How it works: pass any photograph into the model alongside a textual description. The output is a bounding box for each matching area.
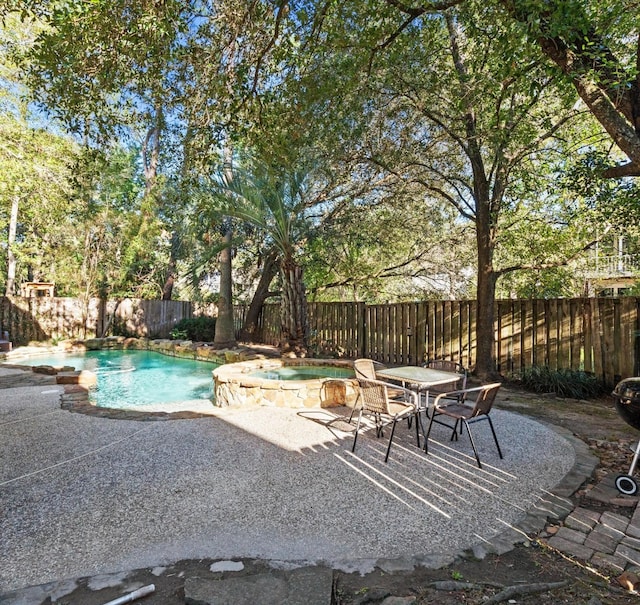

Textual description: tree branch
[385,0,464,17]
[367,13,421,76]
[251,0,288,95]
[500,0,640,174]
[602,162,640,178]
[495,228,611,277]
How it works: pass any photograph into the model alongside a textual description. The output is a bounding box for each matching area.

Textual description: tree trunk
[161,231,180,301]
[239,248,278,342]
[280,256,309,354]
[213,226,237,348]
[213,137,236,348]
[475,242,499,380]
[473,166,500,380]
[5,195,18,296]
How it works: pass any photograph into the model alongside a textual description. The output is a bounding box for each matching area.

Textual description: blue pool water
[20,350,217,409]
[250,366,354,380]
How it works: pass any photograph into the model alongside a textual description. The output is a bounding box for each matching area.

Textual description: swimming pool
[20,350,217,410]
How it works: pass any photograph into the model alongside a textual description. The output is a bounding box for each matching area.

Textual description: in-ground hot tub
[213,358,358,408]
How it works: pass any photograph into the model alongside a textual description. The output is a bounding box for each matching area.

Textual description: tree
[383,0,640,178]
[17,0,186,296]
[0,13,82,295]
[237,247,279,341]
[331,3,595,377]
[0,117,78,295]
[498,0,640,178]
[210,159,318,353]
[305,191,472,303]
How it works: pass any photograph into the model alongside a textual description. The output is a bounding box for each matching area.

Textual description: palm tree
[213,160,312,353]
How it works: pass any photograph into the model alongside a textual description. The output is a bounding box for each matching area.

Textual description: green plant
[451,570,464,581]
[169,316,217,342]
[512,365,606,399]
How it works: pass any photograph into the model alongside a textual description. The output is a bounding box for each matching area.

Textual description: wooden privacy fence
[252,299,640,387]
[0,296,217,343]
[1,295,639,386]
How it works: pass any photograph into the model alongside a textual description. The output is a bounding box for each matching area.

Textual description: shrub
[513,365,606,399]
[170,316,217,342]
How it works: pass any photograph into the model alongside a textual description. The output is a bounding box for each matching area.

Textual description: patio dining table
[377,365,463,446]
[376,365,462,411]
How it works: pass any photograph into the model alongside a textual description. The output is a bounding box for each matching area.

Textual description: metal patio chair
[354,358,386,381]
[424,383,503,469]
[352,378,420,463]
[423,359,468,402]
[349,358,405,422]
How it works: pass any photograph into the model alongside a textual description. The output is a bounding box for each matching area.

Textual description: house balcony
[583,254,640,294]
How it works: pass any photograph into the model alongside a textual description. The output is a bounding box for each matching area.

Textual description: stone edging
[2,336,273,366]
[213,358,359,408]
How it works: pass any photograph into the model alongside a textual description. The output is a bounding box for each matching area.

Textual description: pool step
[55,370,97,387]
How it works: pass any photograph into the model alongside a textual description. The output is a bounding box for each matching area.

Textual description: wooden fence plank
[416,302,427,364]
[395,303,403,365]
[582,299,593,373]
[569,300,581,371]
[591,299,604,381]
[547,300,558,370]
[408,303,420,365]
[466,301,476,371]
[613,298,622,381]
[370,305,378,360]
[557,299,570,371]
[496,301,506,373]
[620,298,635,380]
[512,302,522,375]
[520,301,532,373]
[451,302,460,363]
[602,299,616,385]
[443,301,451,360]
[459,302,469,369]
[532,300,542,367]
[434,302,443,360]
[423,302,433,362]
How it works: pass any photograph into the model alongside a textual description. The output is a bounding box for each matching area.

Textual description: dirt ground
[334,387,640,604]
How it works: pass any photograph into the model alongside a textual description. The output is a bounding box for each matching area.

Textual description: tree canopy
[2,0,639,372]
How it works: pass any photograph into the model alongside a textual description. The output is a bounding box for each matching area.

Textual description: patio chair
[424,383,503,469]
[424,359,467,400]
[352,377,420,462]
[350,359,406,422]
[353,358,386,379]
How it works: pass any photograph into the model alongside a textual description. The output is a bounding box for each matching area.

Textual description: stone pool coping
[1,335,276,366]
[213,358,359,409]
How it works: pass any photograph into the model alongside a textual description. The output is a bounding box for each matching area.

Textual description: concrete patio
[0,367,580,596]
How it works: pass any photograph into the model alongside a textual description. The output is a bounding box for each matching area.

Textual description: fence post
[355,302,365,359]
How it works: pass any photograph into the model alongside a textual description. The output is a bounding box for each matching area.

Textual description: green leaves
[209,157,315,259]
